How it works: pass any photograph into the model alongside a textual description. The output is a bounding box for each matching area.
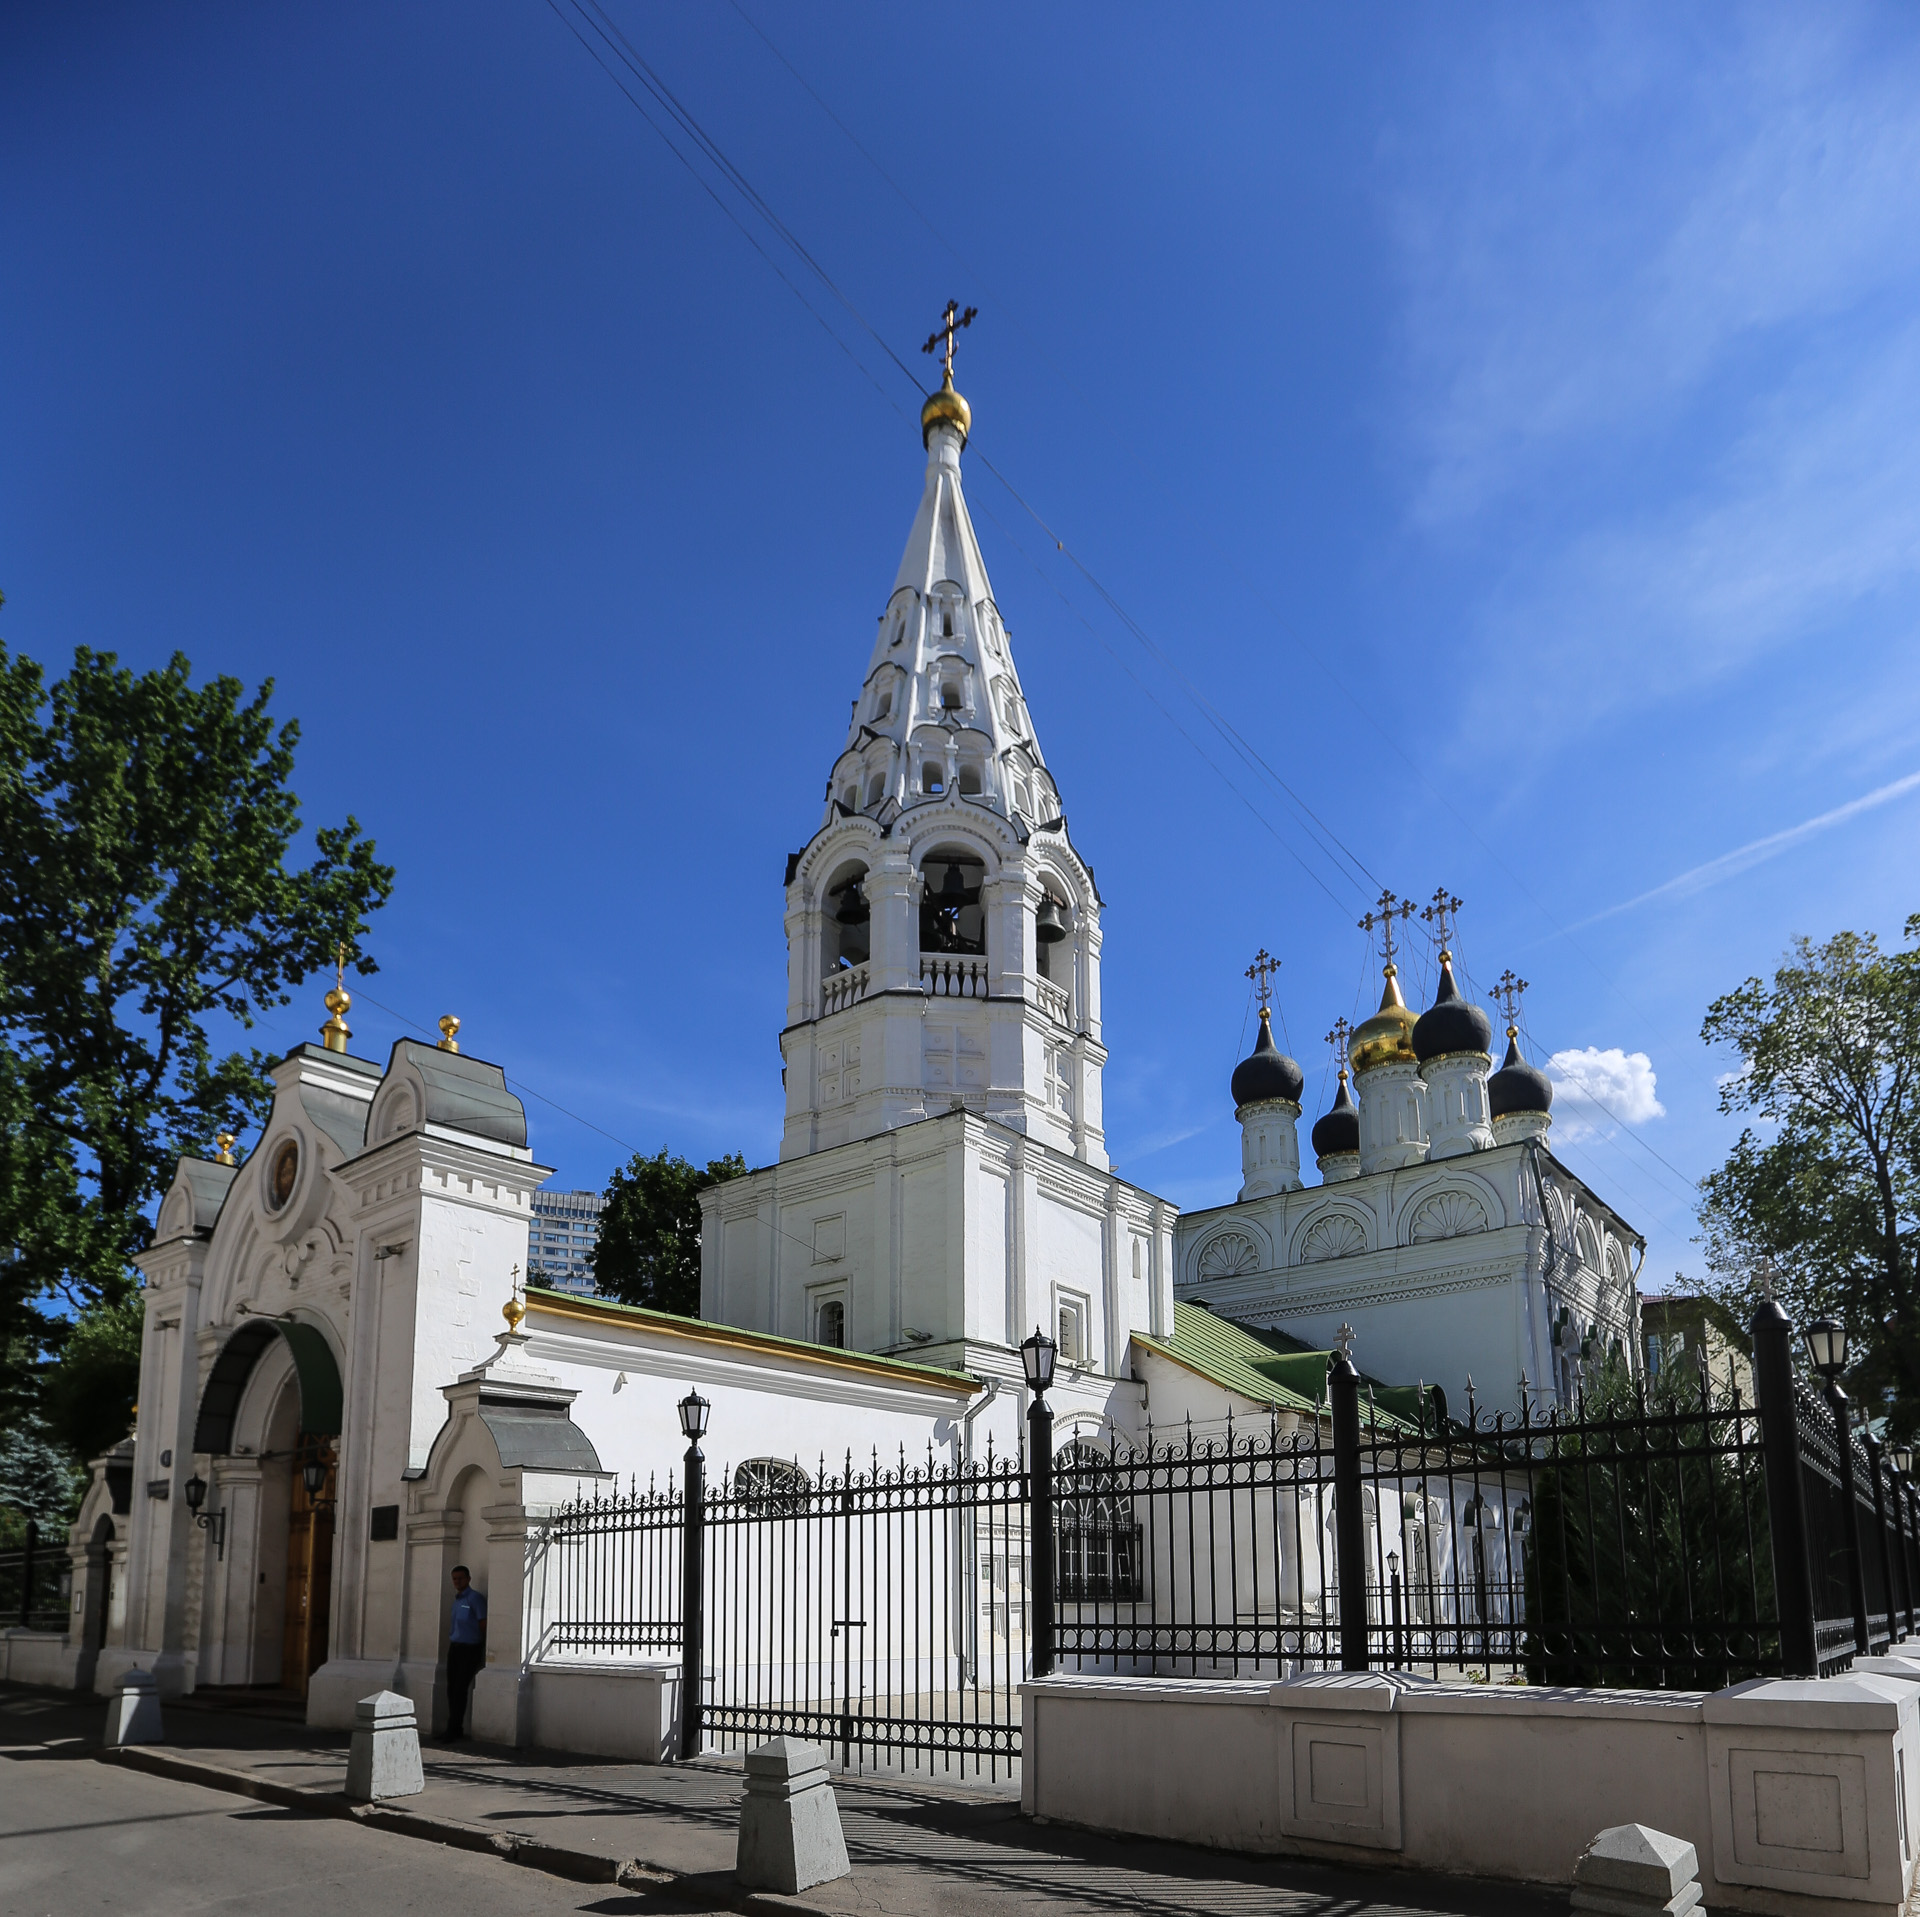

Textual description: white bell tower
[778,321,1108,1168]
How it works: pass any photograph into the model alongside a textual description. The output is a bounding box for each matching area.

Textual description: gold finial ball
[503,1293,526,1331]
[324,983,351,1015]
[437,1014,461,1053]
[921,372,971,447]
[215,1131,236,1166]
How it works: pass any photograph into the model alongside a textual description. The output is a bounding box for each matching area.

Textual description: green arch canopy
[191,1319,343,1455]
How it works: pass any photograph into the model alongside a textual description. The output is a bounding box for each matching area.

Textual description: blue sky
[5,4,1919,1303]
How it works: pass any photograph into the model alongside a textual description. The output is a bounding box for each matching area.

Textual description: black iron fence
[533,1301,1919,1773]
[0,1521,70,1633]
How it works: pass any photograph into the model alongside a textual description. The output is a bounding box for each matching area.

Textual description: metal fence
[0,1522,70,1633]
[532,1300,1920,1774]
[539,1447,1031,1780]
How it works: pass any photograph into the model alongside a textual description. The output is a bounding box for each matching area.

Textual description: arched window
[941,677,964,711]
[1056,1439,1141,1601]
[873,688,892,721]
[815,1297,845,1347]
[865,772,886,807]
[733,1458,811,1515]
[919,849,985,954]
[921,764,945,795]
[821,862,869,972]
[942,609,953,637]
[957,763,983,796]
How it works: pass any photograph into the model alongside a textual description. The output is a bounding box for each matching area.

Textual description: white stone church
[26,358,1643,1737]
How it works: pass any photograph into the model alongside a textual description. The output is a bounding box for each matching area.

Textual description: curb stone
[95,1745,721,1900]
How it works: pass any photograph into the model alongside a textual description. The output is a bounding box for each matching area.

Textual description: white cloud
[1548,1046,1666,1142]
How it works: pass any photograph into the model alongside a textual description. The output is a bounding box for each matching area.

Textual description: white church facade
[29,352,1645,1738]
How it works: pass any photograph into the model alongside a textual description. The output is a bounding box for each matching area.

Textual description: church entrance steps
[3,1682,1562,1917]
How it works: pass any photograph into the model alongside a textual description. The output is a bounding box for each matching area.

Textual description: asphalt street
[0,1738,665,1917]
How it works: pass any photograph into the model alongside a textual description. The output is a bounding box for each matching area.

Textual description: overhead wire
[547,0,1700,1210]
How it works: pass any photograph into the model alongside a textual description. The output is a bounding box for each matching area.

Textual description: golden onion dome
[921,370,972,447]
[1350,966,1419,1076]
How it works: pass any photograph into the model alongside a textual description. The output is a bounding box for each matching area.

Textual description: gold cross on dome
[921,300,977,381]
[1493,969,1529,1029]
[1245,948,1280,1012]
[1422,888,1464,959]
[1324,1016,1352,1068]
[1358,889,1416,969]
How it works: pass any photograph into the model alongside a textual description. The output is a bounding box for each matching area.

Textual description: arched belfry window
[822,860,870,971]
[1034,886,1073,982]
[919,848,985,955]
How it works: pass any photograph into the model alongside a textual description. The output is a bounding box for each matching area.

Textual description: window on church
[866,773,886,806]
[733,1457,810,1515]
[1056,1299,1084,1363]
[957,764,982,796]
[873,689,892,721]
[840,785,857,812]
[815,1297,846,1348]
[921,765,944,795]
[918,850,985,954]
[942,610,953,637]
[941,679,963,710]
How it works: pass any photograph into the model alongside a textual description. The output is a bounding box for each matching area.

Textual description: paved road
[0,1735,654,1916]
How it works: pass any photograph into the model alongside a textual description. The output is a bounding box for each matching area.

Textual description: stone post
[345,1690,424,1801]
[736,1737,851,1894]
[104,1668,164,1746]
[1572,1824,1701,1917]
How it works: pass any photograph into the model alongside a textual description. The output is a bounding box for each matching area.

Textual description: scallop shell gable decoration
[1408,1189,1489,1244]
[1197,1230,1262,1280]
[1301,1213,1369,1263]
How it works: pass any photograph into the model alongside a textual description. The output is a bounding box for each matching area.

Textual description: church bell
[834,880,870,926]
[1035,896,1067,943]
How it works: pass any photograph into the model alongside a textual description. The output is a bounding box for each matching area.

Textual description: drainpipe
[960,1376,1001,1468]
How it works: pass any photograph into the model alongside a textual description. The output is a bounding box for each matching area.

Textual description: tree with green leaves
[587,1148,748,1317]
[0,638,394,1460]
[1698,917,1920,1436]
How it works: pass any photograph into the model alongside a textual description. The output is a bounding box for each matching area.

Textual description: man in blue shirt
[445,1565,487,1739]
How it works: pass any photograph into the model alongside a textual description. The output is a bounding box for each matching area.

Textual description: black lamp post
[1021,1330,1057,1679]
[677,1390,710,1761]
[1896,1445,1920,1638]
[183,1471,226,1561]
[1804,1319,1871,1655]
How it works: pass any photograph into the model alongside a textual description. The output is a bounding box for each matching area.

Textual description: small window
[922,765,944,795]
[816,1298,846,1347]
[840,785,857,811]
[957,764,982,796]
[866,774,886,806]
[734,1458,811,1515]
[942,610,953,637]
[942,680,963,710]
[874,690,892,720]
[1057,1300,1084,1364]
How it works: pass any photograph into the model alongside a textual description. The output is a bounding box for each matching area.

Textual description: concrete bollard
[345,1690,425,1802]
[736,1736,852,1894]
[1573,1824,1703,1917]
[103,1669,165,1747]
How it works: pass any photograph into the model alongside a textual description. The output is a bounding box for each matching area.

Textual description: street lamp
[1891,1442,1914,1478]
[1021,1329,1059,1679]
[677,1390,710,1762]
[1020,1329,1057,1396]
[1804,1318,1849,1379]
[183,1472,226,1561]
[1803,1319,1869,1655]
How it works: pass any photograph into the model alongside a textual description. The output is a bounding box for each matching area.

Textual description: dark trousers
[445,1641,485,1736]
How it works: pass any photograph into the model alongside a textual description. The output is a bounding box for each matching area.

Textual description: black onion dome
[1231,1008,1304,1108]
[1311,1071,1360,1159]
[1488,1030,1553,1118]
[1412,956,1493,1064]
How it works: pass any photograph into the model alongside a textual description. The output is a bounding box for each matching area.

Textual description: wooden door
[282,1443,336,1698]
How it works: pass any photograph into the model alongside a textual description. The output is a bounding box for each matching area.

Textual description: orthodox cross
[1334,1323,1357,1361]
[1245,948,1280,1013]
[1493,968,1529,1030]
[1422,888,1464,959]
[921,300,977,381]
[1358,888,1415,968]
[1324,1016,1352,1070]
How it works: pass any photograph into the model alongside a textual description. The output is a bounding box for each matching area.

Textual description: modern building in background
[528,1188,605,1295]
[1642,1292,1752,1398]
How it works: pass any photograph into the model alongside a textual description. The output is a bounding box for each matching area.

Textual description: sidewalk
[2,1682,1564,1917]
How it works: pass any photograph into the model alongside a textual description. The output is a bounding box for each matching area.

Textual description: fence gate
[542,1448,1030,1779]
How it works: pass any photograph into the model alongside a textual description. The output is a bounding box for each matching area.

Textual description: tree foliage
[588,1148,748,1317]
[39,1292,145,1466]
[1698,918,1920,1435]
[0,640,394,1444]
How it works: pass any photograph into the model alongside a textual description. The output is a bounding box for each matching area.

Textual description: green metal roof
[1137,1301,1437,1433]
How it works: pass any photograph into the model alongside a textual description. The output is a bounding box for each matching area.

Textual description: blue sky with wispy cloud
[3,4,1917,1341]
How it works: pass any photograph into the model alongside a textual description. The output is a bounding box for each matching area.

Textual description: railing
[821,963,870,1018]
[1034,977,1071,1027]
[921,955,989,999]
[0,1528,70,1633]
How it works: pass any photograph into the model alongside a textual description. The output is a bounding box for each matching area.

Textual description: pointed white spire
[820,390,1059,832]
